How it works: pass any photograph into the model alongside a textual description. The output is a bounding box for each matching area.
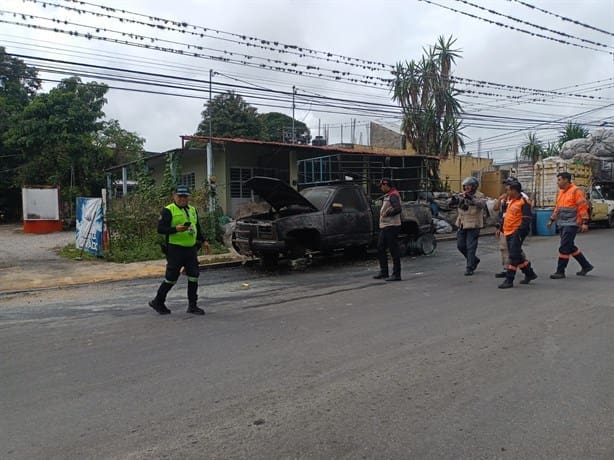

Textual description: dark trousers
[556,225,591,273]
[558,225,578,256]
[155,244,200,305]
[457,228,480,270]
[377,226,401,277]
[505,231,535,282]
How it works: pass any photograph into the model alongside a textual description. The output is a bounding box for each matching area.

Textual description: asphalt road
[1,229,613,460]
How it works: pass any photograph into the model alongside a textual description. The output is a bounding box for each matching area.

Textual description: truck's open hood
[246,177,318,212]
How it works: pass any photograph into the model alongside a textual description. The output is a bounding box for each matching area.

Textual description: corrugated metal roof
[181,135,438,159]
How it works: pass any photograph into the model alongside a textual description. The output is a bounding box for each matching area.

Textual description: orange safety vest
[503,196,532,236]
[550,184,589,227]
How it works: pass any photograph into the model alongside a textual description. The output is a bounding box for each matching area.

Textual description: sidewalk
[0,225,496,294]
[0,225,248,294]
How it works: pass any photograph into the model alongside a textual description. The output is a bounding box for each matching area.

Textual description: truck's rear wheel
[417,233,437,256]
[608,212,614,228]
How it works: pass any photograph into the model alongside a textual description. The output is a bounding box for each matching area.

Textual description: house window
[230,167,253,198]
[179,172,196,191]
[230,167,289,198]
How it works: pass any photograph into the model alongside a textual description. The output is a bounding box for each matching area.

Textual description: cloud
[1,0,612,161]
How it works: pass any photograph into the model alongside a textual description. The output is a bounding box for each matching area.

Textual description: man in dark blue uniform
[149,185,207,315]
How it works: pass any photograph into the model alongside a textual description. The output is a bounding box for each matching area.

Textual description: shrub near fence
[105,184,227,263]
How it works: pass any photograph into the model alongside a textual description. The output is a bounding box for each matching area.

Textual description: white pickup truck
[588,182,614,227]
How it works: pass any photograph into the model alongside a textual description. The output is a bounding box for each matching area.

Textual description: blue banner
[76,197,103,256]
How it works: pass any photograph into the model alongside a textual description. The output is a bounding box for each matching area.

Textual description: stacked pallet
[534,158,591,208]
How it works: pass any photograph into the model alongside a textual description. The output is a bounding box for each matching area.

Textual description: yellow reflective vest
[166,203,198,247]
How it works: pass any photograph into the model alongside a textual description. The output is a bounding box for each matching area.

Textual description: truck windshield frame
[301,188,334,210]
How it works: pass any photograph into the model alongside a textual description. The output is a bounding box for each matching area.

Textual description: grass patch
[57,244,100,261]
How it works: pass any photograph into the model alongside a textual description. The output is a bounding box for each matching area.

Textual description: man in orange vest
[546,172,594,279]
[493,177,531,278]
[498,180,537,289]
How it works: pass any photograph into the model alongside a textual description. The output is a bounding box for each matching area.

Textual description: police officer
[149,185,207,315]
[451,176,487,276]
[373,178,402,281]
[547,172,594,279]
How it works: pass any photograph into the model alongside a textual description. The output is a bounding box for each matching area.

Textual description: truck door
[324,188,372,248]
[589,186,608,222]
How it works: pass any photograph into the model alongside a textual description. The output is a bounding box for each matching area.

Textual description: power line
[450,0,612,50]
[508,0,614,37]
[5,0,611,104]
[418,0,614,55]
[12,52,611,135]
[4,1,612,158]
[11,0,612,98]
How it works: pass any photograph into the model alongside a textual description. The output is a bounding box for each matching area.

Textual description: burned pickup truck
[232,177,435,268]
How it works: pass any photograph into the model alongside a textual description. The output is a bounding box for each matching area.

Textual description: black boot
[471,257,481,271]
[187,281,204,315]
[149,282,173,314]
[498,270,514,289]
[576,265,594,276]
[519,264,538,285]
[551,257,568,278]
[573,252,593,276]
[494,270,507,278]
[187,304,205,315]
[498,279,514,289]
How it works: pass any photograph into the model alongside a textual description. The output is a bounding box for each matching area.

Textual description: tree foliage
[558,121,589,147]
[391,35,464,157]
[196,91,261,139]
[0,47,42,193]
[520,132,544,164]
[258,112,310,143]
[195,92,310,144]
[0,47,41,109]
[94,119,145,165]
[4,77,110,201]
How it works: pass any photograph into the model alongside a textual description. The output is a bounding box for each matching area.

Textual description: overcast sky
[1,0,613,162]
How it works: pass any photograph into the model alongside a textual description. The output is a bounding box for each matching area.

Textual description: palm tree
[543,142,560,159]
[521,132,544,164]
[391,35,464,158]
[558,121,589,147]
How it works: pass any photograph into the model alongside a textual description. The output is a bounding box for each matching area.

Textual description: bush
[104,171,227,262]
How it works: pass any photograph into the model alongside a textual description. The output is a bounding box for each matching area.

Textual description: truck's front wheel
[608,212,614,228]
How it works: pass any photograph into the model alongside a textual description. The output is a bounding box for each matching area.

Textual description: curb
[0,254,251,296]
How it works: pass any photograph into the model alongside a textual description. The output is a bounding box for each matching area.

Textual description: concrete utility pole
[292,85,296,144]
[207,69,214,211]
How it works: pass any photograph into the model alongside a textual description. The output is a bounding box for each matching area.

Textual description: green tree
[520,132,544,164]
[558,121,589,147]
[94,119,145,165]
[0,47,41,109]
[0,48,41,191]
[4,77,109,202]
[543,142,560,159]
[258,112,310,143]
[391,35,464,157]
[196,91,262,139]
